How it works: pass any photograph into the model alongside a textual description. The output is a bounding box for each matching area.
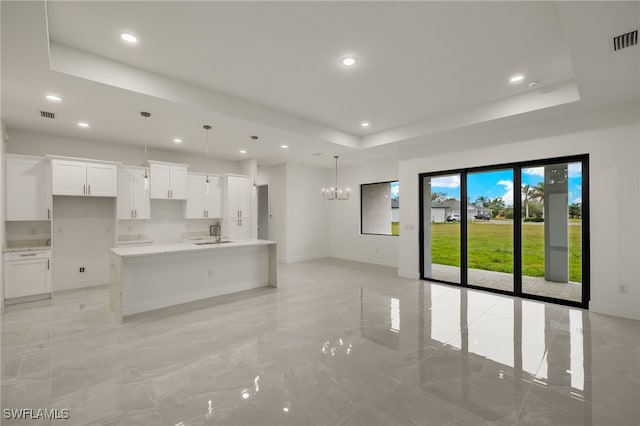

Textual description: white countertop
[3,246,51,253]
[111,239,276,258]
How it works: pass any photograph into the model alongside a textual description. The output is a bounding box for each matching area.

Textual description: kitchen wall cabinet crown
[185,173,222,219]
[49,156,119,197]
[224,174,251,240]
[118,166,151,220]
[148,161,189,200]
[5,154,51,220]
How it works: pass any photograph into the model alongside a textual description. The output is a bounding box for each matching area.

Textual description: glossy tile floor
[1,258,639,425]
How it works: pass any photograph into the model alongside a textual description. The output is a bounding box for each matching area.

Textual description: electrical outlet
[79,267,85,273]
[619,284,628,294]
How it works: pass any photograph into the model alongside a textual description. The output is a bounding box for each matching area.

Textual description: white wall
[6,129,242,175]
[257,164,287,261]
[0,120,6,307]
[52,196,115,290]
[329,159,399,267]
[399,102,640,320]
[285,163,330,262]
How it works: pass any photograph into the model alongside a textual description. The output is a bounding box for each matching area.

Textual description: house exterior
[431,200,493,222]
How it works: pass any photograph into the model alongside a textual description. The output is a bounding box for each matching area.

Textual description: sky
[430,163,583,206]
[390,181,399,200]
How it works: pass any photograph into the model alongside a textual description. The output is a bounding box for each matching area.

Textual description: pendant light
[203,125,212,194]
[140,111,151,190]
[322,156,350,200]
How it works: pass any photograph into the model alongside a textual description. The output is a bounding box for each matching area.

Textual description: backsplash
[118,199,224,244]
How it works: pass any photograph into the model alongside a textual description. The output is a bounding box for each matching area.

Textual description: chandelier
[322,155,350,200]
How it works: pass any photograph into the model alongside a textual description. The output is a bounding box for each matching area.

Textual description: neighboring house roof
[432,199,460,210]
[391,199,399,208]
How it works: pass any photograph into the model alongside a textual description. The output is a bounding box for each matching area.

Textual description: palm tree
[522,184,532,218]
[530,182,544,203]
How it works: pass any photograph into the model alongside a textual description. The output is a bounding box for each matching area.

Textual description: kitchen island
[110,240,277,322]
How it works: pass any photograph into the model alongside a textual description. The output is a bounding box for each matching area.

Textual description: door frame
[418,154,590,309]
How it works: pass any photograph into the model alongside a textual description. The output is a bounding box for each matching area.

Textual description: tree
[522,184,532,218]
[431,191,449,203]
[488,197,505,218]
[474,195,490,208]
[569,202,582,218]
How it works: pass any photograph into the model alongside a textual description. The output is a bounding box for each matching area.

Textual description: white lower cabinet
[4,250,52,300]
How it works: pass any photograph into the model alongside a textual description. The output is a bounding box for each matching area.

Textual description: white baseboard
[398,268,420,280]
[285,253,329,263]
[55,276,109,291]
[590,301,640,320]
[329,253,398,268]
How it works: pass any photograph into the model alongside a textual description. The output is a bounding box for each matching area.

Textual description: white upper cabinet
[149,161,188,200]
[51,158,118,197]
[226,175,251,219]
[224,175,251,240]
[118,167,150,220]
[5,155,51,221]
[185,174,222,219]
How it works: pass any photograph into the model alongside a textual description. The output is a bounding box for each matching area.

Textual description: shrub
[524,217,544,222]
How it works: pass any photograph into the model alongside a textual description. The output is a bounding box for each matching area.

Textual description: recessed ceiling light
[239,150,247,154]
[280,144,289,149]
[361,121,370,128]
[120,33,138,44]
[173,138,183,144]
[528,81,539,88]
[45,94,62,103]
[77,121,90,128]
[341,56,357,67]
[509,74,525,84]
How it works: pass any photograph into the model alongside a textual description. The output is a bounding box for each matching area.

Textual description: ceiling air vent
[613,29,638,51]
[40,111,55,119]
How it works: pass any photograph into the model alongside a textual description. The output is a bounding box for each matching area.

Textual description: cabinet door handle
[20,253,37,257]
[83,184,86,195]
[134,209,137,218]
[47,209,50,219]
[48,259,50,270]
[88,184,91,195]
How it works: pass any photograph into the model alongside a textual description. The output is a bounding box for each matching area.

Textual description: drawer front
[4,257,51,298]
[4,250,51,261]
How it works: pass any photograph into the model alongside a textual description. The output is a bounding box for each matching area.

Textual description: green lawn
[391,222,400,236]
[431,222,582,282]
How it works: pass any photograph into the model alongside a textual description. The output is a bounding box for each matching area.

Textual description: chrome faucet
[210,222,221,243]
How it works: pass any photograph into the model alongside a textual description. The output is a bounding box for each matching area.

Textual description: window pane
[361,181,399,236]
[424,174,461,283]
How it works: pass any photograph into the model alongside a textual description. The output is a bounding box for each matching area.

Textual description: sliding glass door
[419,155,589,308]
[520,161,585,303]
[422,174,461,284]
[466,169,514,292]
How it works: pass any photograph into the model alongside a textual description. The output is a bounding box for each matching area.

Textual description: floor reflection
[360,284,591,423]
